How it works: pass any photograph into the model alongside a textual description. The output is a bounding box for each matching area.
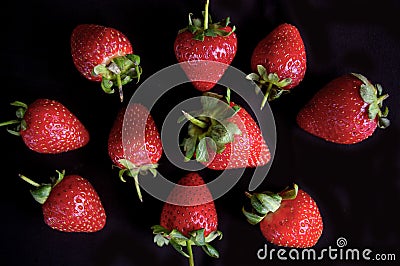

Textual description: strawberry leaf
[242,207,265,225]
[378,117,390,128]
[118,159,136,170]
[376,83,383,95]
[190,229,206,246]
[279,184,299,200]
[151,225,170,234]
[246,72,260,82]
[368,102,380,119]
[170,239,190,258]
[201,94,221,111]
[277,78,292,88]
[183,137,197,161]
[170,229,190,246]
[100,79,115,94]
[204,29,217,37]
[180,0,235,42]
[30,184,52,204]
[0,101,29,136]
[257,65,268,81]
[381,106,389,117]
[202,244,220,258]
[210,124,232,145]
[192,17,202,28]
[205,230,223,242]
[10,101,28,109]
[15,107,25,119]
[6,128,21,136]
[360,84,377,104]
[252,192,282,214]
[196,137,215,162]
[154,234,169,247]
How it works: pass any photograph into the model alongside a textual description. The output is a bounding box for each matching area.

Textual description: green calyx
[19,170,65,204]
[180,89,241,163]
[242,184,298,225]
[246,65,292,109]
[115,159,158,202]
[92,54,142,102]
[351,73,390,129]
[151,224,223,265]
[179,0,236,41]
[0,101,29,136]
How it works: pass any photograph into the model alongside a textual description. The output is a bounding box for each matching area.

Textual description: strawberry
[296,73,390,144]
[174,0,237,92]
[19,170,106,233]
[246,23,307,108]
[71,24,142,102]
[0,99,89,154]
[108,103,162,202]
[151,172,222,265]
[243,184,323,248]
[180,89,271,170]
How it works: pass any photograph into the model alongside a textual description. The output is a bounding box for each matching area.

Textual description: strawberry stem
[187,240,195,266]
[133,175,143,202]
[19,174,40,187]
[261,83,273,110]
[204,0,210,30]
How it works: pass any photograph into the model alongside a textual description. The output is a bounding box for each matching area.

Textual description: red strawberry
[296,73,390,144]
[243,184,323,248]
[246,23,307,108]
[0,99,89,154]
[108,103,162,202]
[174,0,237,92]
[181,90,271,170]
[19,170,106,233]
[151,172,222,264]
[71,24,142,102]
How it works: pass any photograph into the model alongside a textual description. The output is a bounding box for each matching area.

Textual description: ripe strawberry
[246,23,307,108]
[151,172,222,264]
[71,24,142,102]
[296,73,390,144]
[174,0,237,92]
[19,170,106,233]
[0,99,89,154]
[181,89,271,170]
[108,103,162,202]
[243,184,323,248]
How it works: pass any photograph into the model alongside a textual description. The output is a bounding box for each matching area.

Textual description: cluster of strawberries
[1,0,390,265]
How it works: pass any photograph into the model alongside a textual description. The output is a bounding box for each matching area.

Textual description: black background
[1,0,399,265]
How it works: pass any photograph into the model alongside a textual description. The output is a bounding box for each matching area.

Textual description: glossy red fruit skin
[160,172,217,237]
[204,102,271,170]
[259,189,323,248]
[107,104,162,168]
[296,74,377,144]
[20,99,89,154]
[251,23,306,89]
[174,26,237,92]
[71,24,133,82]
[42,175,106,233]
